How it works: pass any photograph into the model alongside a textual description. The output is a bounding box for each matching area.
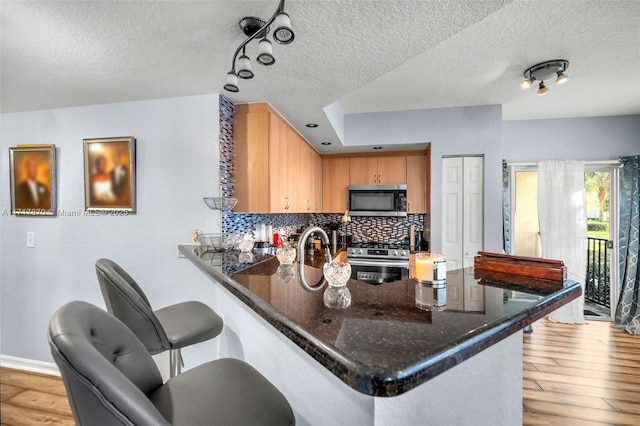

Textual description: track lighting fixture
[224,0,294,93]
[520,60,570,96]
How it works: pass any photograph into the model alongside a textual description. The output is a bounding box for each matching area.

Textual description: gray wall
[0,95,221,365]
[503,115,639,162]
[344,105,504,253]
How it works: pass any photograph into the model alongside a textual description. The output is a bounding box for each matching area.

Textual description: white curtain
[538,160,587,324]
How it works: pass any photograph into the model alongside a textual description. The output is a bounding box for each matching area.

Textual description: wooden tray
[474,251,566,282]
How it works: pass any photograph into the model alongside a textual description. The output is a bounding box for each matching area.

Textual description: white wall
[1,94,221,366]
[343,105,504,254]
[503,115,639,162]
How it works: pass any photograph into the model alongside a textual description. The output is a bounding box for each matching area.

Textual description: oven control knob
[350,249,356,255]
[401,250,407,256]
[358,249,364,255]
[393,250,398,256]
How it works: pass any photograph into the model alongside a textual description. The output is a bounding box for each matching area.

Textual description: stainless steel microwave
[348,185,407,217]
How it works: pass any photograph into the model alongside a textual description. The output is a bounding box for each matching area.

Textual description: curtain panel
[614,155,640,335]
[538,160,587,324]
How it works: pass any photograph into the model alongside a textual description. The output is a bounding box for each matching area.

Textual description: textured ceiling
[1,0,639,154]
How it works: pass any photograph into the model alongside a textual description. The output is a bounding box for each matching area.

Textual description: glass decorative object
[322,261,352,309]
[239,234,255,253]
[276,246,296,264]
[276,264,296,283]
[238,252,254,264]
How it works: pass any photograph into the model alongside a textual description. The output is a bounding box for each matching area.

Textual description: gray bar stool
[95,258,223,377]
[49,301,295,425]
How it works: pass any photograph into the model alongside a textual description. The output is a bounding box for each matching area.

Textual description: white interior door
[442,156,484,271]
[442,157,463,271]
[463,157,484,267]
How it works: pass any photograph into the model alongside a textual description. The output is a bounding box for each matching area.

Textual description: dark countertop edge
[179,245,361,377]
[179,244,581,397]
[366,282,581,396]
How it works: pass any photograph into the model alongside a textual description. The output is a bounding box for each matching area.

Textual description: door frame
[507,161,621,319]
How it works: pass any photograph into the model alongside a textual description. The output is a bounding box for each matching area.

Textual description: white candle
[415,253,446,282]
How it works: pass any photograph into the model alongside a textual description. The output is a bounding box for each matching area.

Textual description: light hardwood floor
[1,319,639,425]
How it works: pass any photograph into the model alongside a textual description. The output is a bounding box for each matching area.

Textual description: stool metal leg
[170,349,182,377]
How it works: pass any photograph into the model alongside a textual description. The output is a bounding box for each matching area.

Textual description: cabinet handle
[408,201,411,212]
[373,174,377,184]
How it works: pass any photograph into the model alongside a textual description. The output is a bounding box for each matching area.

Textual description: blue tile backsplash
[218,95,430,245]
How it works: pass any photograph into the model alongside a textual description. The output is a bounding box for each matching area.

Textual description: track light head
[555,71,569,85]
[520,77,535,90]
[537,81,549,96]
[237,49,254,79]
[257,38,276,66]
[224,72,239,92]
[273,12,294,44]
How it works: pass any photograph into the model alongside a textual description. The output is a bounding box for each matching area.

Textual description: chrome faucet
[297,226,332,291]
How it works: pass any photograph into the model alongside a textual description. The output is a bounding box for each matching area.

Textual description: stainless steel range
[346,242,410,285]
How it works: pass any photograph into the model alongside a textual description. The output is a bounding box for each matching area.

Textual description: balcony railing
[585,237,610,308]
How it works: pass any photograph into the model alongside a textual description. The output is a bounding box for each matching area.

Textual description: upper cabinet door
[377,156,407,184]
[323,157,350,212]
[406,155,426,213]
[349,157,379,185]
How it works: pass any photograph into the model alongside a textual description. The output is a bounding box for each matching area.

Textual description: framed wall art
[9,144,57,216]
[83,137,136,213]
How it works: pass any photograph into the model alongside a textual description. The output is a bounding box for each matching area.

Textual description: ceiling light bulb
[224,71,239,92]
[237,53,254,79]
[555,71,569,85]
[537,81,549,96]
[257,38,275,66]
[273,12,294,44]
[520,77,534,90]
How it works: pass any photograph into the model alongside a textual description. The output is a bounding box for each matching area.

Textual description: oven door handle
[347,259,410,268]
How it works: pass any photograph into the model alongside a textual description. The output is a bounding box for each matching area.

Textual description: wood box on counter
[473,251,566,283]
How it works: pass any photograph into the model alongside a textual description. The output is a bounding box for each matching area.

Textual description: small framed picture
[83,137,136,213]
[9,144,57,216]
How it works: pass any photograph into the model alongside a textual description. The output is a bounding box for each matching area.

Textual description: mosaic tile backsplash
[218,95,430,245]
[309,214,427,245]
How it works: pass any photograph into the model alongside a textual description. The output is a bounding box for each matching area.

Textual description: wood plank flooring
[1,319,638,425]
[523,319,640,426]
[1,368,73,426]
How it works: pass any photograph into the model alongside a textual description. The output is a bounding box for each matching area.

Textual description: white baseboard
[0,354,60,376]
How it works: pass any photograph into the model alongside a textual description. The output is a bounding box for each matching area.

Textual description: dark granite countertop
[179,244,581,397]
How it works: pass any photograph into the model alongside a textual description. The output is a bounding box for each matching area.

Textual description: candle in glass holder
[415,253,447,283]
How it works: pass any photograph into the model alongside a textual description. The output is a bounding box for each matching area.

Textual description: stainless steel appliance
[348,185,407,217]
[347,242,410,285]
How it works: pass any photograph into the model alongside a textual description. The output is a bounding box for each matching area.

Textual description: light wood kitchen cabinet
[406,155,427,213]
[314,154,323,212]
[322,148,430,215]
[234,102,319,213]
[323,157,350,212]
[349,156,407,185]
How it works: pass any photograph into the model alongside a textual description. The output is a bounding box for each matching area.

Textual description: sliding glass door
[509,163,619,319]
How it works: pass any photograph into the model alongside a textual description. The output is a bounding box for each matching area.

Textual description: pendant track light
[224,0,295,93]
[520,60,570,96]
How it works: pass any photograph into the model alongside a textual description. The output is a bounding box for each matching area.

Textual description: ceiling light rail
[224,0,294,93]
[520,60,570,96]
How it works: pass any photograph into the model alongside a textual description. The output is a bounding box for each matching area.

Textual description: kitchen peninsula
[180,245,581,425]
